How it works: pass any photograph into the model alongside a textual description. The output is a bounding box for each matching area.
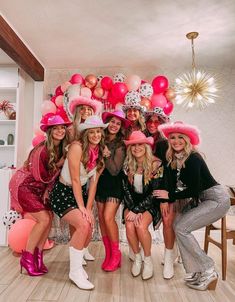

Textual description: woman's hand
[160,202,170,217]
[103,145,111,158]
[134,213,143,227]
[126,211,137,222]
[42,189,49,205]
[153,189,169,199]
[78,205,91,223]
[87,209,95,227]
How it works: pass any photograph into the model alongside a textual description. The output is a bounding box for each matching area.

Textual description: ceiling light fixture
[174,32,218,109]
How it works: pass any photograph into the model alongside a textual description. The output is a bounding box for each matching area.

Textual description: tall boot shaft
[34,247,48,273]
[20,250,44,276]
[101,236,111,270]
[163,248,174,279]
[103,241,121,272]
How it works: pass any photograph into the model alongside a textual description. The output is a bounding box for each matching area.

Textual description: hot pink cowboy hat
[158,121,200,146]
[40,114,72,132]
[124,131,154,146]
[102,110,131,129]
[78,115,109,132]
[69,96,102,115]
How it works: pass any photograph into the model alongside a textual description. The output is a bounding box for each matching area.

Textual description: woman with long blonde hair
[155,121,230,291]
[122,131,162,280]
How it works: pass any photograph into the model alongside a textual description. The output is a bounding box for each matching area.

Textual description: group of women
[9,92,230,292]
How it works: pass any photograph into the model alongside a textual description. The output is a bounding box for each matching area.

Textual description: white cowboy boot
[69,247,94,290]
[142,256,154,280]
[83,247,95,261]
[131,253,142,277]
[163,248,174,279]
[161,242,180,265]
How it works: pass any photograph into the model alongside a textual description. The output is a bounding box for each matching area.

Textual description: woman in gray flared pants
[153,121,230,291]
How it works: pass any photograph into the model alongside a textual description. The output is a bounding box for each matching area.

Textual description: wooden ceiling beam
[0,15,44,81]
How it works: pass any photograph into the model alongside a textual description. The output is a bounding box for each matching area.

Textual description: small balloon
[85,74,97,89]
[93,87,104,98]
[151,93,167,108]
[164,87,176,101]
[41,100,57,115]
[81,87,92,98]
[152,76,169,94]
[163,101,174,115]
[55,86,63,96]
[61,81,72,92]
[101,76,113,90]
[70,73,84,85]
[125,74,141,91]
[111,82,128,100]
[140,97,151,110]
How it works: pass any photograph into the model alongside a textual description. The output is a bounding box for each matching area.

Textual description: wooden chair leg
[204,225,211,253]
[221,217,227,280]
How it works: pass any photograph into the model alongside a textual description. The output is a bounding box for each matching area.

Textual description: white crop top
[133,174,143,193]
[60,158,96,186]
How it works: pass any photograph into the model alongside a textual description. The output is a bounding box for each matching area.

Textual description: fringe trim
[96,197,121,204]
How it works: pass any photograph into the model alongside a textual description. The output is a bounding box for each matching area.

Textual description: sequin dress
[9,145,60,213]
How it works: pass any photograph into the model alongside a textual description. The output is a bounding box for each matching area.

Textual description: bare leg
[135,211,153,257]
[124,210,140,254]
[97,202,107,237]
[104,201,120,242]
[162,203,175,249]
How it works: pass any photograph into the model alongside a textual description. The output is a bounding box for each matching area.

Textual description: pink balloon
[125,75,141,91]
[101,76,113,90]
[55,95,64,107]
[163,101,174,115]
[81,87,92,98]
[8,219,36,253]
[61,81,72,92]
[151,93,167,108]
[111,82,128,100]
[55,86,63,96]
[50,96,56,103]
[32,135,45,147]
[70,73,84,85]
[41,100,57,115]
[152,76,169,94]
[115,102,123,111]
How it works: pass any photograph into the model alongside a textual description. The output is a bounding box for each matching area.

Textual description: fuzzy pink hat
[69,96,102,115]
[124,131,154,146]
[40,115,72,132]
[102,110,131,129]
[158,121,200,145]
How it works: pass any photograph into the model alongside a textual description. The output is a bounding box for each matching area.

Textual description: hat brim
[78,122,109,132]
[102,112,131,129]
[69,97,102,115]
[124,136,154,146]
[122,104,145,113]
[158,123,200,146]
[40,121,72,132]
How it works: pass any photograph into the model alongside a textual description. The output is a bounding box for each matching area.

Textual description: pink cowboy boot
[104,241,121,272]
[20,250,44,276]
[34,247,48,273]
[101,236,111,270]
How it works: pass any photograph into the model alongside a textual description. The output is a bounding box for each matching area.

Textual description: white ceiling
[1,0,235,70]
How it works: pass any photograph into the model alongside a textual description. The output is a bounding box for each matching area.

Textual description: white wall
[44,66,235,186]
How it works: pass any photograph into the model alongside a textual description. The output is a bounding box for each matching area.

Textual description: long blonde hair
[73,105,94,140]
[123,143,153,185]
[78,128,105,172]
[166,133,195,169]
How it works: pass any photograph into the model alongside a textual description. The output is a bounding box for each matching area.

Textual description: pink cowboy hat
[69,96,102,115]
[124,131,154,146]
[158,121,200,146]
[78,115,109,132]
[40,114,72,132]
[102,110,131,129]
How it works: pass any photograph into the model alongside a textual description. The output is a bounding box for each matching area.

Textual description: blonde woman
[50,115,107,290]
[9,115,70,276]
[155,121,230,291]
[122,131,162,280]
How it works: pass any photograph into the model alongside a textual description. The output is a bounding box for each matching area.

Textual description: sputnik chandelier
[174,32,218,109]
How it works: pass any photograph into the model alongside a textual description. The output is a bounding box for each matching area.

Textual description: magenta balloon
[70,74,84,85]
[32,135,45,147]
[151,93,167,108]
[55,85,63,96]
[163,101,174,115]
[101,76,113,90]
[111,82,128,99]
[151,76,169,94]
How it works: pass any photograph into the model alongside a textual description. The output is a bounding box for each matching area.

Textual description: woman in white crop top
[50,115,107,290]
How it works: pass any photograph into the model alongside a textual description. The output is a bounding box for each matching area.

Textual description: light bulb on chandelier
[174,32,218,109]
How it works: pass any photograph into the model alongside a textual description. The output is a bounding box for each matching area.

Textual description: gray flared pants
[173,185,230,273]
